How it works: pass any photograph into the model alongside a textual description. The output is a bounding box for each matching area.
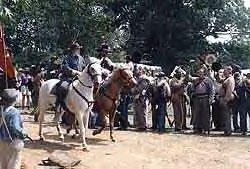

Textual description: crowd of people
[1,40,250,168]
[13,43,250,137]
[5,42,250,137]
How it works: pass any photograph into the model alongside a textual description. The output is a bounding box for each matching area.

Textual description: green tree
[4,0,115,65]
[106,0,250,71]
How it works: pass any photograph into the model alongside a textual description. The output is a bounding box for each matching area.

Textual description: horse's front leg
[109,109,116,142]
[76,113,88,151]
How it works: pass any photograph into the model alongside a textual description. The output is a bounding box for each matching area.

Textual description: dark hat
[125,55,132,61]
[245,79,250,86]
[234,72,241,78]
[0,89,19,104]
[97,43,111,53]
[69,42,83,50]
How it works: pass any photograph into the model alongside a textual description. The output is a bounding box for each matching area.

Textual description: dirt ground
[22,113,250,169]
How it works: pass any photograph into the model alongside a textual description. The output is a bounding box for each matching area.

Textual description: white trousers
[0,140,24,169]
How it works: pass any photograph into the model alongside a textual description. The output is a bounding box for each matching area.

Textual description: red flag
[0,24,16,79]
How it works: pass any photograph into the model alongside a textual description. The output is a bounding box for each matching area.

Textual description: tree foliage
[106,0,250,71]
[1,0,250,70]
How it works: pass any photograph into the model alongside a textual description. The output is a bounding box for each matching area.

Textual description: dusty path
[22,114,250,169]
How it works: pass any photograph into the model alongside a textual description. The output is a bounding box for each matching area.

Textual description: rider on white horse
[54,42,89,130]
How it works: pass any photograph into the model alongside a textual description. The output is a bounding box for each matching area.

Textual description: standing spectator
[218,66,235,136]
[212,69,225,130]
[191,68,214,134]
[118,87,131,130]
[155,78,171,132]
[0,89,28,169]
[133,74,151,131]
[149,79,158,130]
[231,72,242,132]
[239,77,250,135]
[20,68,31,110]
[170,68,186,131]
[31,67,44,114]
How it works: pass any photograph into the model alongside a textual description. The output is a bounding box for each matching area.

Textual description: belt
[193,93,209,97]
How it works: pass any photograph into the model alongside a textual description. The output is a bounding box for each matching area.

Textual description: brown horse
[93,68,137,142]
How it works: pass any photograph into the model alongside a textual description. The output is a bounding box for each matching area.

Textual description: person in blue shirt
[0,89,28,169]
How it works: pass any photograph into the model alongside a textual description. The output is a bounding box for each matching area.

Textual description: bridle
[119,68,133,86]
[87,62,102,81]
[72,62,101,108]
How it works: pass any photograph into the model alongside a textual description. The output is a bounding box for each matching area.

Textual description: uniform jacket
[0,106,27,141]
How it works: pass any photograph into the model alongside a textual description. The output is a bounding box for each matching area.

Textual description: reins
[72,84,95,108]
[71,63,99,108]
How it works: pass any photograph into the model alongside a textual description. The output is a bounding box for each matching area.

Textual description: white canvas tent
[242,69,250,75]
[89,57,162,72]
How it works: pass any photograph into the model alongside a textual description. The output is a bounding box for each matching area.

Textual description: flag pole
[1,24,8,89]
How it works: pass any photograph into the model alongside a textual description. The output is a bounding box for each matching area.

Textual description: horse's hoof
[82,146,90,152]
[59,136,64,142]
[34,115,39,122]
[111,139,116,142]
[92,130,98,136]
[66,129,71,134]
[39,137,45,141]
[72,134,79,139]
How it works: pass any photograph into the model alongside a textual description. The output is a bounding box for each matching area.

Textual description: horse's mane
[110,67,129,78]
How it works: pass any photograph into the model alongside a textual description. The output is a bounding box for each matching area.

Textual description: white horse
[36,63,102,151]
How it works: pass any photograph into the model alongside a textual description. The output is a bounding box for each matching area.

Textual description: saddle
[51,80,71,114]
[51,80,77,128]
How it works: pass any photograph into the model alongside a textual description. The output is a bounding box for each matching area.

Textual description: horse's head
[83,62,102,87]
[118,68,137,87]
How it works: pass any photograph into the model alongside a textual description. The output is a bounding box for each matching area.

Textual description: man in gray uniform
[192,67,214,134]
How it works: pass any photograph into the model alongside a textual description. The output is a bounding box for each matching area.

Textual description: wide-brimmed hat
[245,78,250,86]
[0,89,19,104]
[69,42,83,50]
[234,72,241,78]
[96,43,111,53]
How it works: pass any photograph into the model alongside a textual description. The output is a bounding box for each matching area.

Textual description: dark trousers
[240,106,250,133]
[173,97,185,130]
[89,111,98,129]
[156,103,166,132]
[119,95,130,129]
[232,105,240,130]
[151,103,156,129]
[193,96,210,131]
[220,101,232,133]
[212,101,223,130]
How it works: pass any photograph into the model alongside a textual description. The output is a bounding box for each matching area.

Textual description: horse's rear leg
[109,109,116,142]
[72,120,80,139]
[93,112,106,136]
[38,109,45,141]
[55,107,64,142]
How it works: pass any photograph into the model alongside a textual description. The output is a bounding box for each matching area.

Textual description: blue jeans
[156,103,166,132]
[119,95,130,129]
[89,111,98,129]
